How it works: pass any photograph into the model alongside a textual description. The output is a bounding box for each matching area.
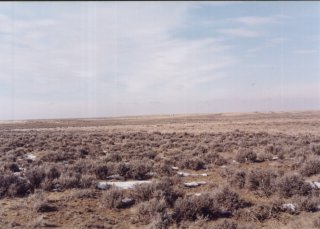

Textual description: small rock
[272,156,278,160]
[178,172,190,177]
[282,203,296,212]
[184,182,199,187]
[52,183,62,192]
[26,153,36,161]
[184,181,207,188]
[121,197,135,208]
[172,167,179,170]
[194,193,202,196]
[96,182,110,190]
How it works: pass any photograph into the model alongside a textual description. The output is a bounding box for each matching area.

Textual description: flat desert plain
[0,111,320,228]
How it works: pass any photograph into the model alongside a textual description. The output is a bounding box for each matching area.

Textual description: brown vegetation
[0,112,320,228]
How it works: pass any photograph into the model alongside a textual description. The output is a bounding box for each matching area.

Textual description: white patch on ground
[178,172,190,177]
[96,182,110,190]
[272,156,278,160]
[104,180,153,190]
[315,182,320,188]
[177,171,208,177]
[26,153,36,161]
[306,181,320,189]
[282,203,296,211]
[172,167,179,170]
[184,181,207,188]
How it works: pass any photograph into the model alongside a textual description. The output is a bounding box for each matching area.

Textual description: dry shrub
[134,184,158,203]
[102,188,127,209]
[300,157,320,177]
[192,145,208,155]
[71,189,97,199]
[235,203,280,223]
[0,174,33,198]
[58,173,93,189]
[41,178,60,192]
[246,169,277,197]
[215,187,248,212]
[46,166,61,180]
[26,167,46,189]
[256,152,272,162]
[203,152,228,166]
[70,159,94,174]
[36,202,58,213]
[41,151,76,162]
[228,171,246,189]
[137,198,168,224]
[314,217,320,228]
[293,195,320,212]
[115,162,130,177]
[31,191,58,213]
[235,150,257,163]
[250,204,273,222]
[133,178,183,207]
[4,163,20,172]
[105,153,122,162]
[310,143,320,155]
[128,159,153,180]
[112,160,153,180]
[179,157,206,171]
[154,162,175,176]
[277,173,312,198]
[173,194,219,222]
[238,225,255,229]
[145,151,157,159]
[145,211,171,229]
[94,164,109,179]
[216,220,238,229]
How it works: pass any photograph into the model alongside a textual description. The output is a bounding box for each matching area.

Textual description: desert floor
[0,111,320,228]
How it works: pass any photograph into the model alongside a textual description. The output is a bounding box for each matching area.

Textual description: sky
[0,1,319,120]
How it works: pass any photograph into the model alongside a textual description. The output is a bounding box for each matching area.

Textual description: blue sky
[0,1,319,120]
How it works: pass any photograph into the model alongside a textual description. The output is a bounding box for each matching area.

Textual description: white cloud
[234,16,276,26]
[271,37,287,44]
[219,28,261,37]
[0,2,239,119]
[294,49,318,54]
[0,2,319,120]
